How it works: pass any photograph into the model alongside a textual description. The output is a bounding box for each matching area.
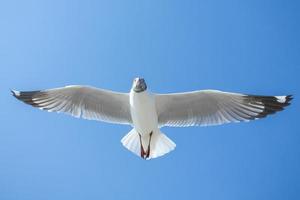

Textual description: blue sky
[1,0,299,199]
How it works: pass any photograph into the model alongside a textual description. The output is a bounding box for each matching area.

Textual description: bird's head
[132,77,147,93]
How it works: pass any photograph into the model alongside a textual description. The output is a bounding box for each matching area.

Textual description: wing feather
[155,90,292,127]
[12,85,132,125]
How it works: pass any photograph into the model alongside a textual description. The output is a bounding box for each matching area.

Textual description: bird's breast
[129,91,158,135]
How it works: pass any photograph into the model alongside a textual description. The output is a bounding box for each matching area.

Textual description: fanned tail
[121,129,176,159]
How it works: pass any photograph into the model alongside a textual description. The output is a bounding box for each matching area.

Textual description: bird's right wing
[155,90,292,127]
[12,85,132,125]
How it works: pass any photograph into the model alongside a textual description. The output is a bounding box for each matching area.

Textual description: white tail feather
[121,129,176,159]
[149,131,176,159]
[121,129,140,156]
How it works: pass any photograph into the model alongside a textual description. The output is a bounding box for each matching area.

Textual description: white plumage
[12,78,292,160]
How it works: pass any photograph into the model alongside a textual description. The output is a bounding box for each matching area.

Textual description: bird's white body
[121,89,176,159]
[129,90,158,136]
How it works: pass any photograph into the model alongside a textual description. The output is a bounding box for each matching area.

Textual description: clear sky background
[0,0,299,199]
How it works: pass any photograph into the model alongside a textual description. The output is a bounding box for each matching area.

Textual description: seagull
[12,78,292,159]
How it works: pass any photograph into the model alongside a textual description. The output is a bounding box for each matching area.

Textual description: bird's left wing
[12,85,132,125]
[155,90,292,127]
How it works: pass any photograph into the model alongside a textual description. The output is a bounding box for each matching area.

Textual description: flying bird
[12,78,292,159]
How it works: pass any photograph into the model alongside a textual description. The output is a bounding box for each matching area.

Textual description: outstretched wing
[155,90,292,127]
[12,85,132,125]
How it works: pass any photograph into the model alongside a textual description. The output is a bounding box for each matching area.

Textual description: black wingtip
[11,89,44,108]
[11,89,20,98]
[243,94,293,119]
[281,95,293,107]
[286,95,293,102]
